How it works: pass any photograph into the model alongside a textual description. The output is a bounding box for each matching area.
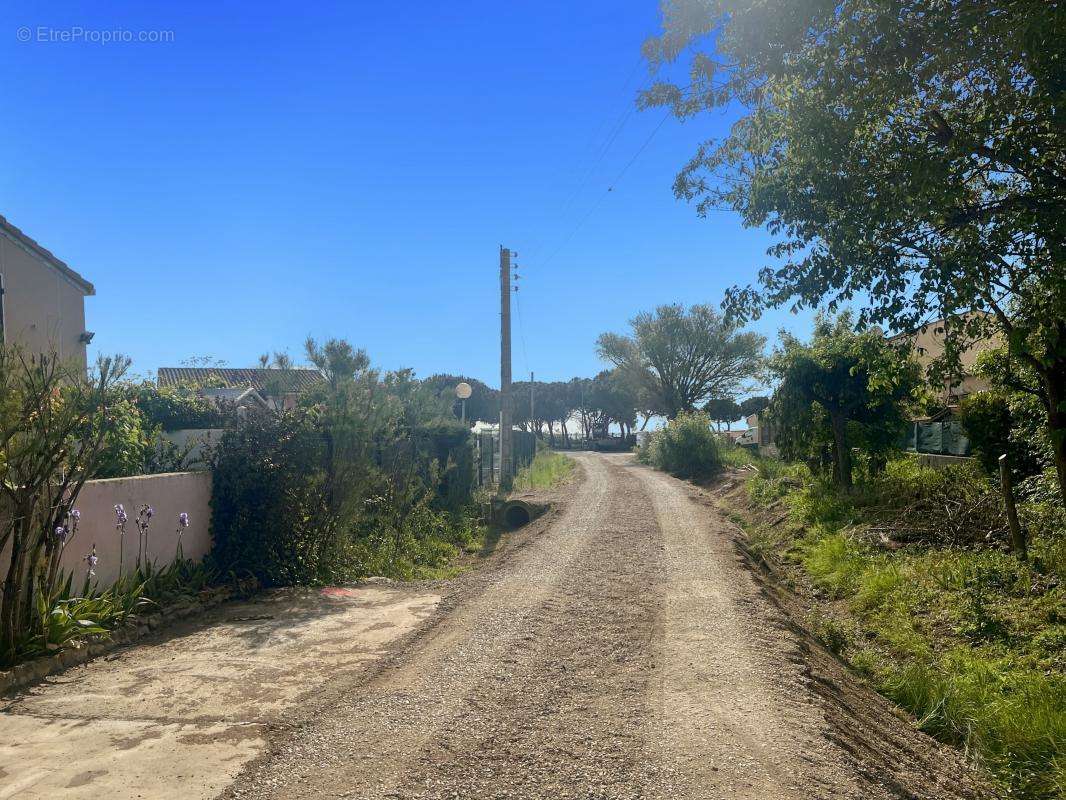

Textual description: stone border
[0,581,253,697]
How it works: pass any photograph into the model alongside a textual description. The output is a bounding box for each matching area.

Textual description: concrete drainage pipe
[503,501,533,529]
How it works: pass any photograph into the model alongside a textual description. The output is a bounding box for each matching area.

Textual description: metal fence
[475,430,537,487]
[902,419,971,457]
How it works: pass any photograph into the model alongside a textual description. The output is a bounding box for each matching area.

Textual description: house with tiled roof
[157,366,324,410]
[0,214,95,366]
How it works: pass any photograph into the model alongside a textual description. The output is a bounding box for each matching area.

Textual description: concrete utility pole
[499,246,513,489]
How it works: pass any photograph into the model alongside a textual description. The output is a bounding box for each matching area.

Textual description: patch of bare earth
[0,585,440,800]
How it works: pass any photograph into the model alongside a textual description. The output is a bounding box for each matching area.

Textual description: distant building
[738,412,778,457]
[200,386,271,413]
[157,367,324,410]
[0,214,95,366]
[717,429,748,445]
[888,312,1001,404]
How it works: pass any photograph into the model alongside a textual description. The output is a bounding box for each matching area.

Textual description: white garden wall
[1,471,213,588]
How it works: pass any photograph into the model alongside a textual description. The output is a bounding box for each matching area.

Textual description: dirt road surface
[2,452,987,799]
[226,452,986,800]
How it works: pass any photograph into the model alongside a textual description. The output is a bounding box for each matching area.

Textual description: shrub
[644,411,721,479]
[134,382,232,431]
[958,391,1044,479]
[0,349,129,665]
[209,410,339,586]
[209,358,481,588]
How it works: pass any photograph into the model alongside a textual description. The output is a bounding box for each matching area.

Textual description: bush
[958,391,1044,479]
[209,375,481,588]
[209,410,338,586]
[642,411,721,479]
[134,382,232,431]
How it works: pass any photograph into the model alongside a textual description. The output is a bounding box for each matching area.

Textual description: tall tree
[597,304,764,418]
[769,313,922,488]
[421,374,499,424]
[642,0,1066,501]
[739,396,770,419]
[703,397,742,430]
[592,370,639,438]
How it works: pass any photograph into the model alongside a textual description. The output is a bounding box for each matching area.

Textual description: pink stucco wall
[33,472,213,587]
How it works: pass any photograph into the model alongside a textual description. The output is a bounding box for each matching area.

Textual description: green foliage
[738,451,1065,798]
[959,349,1056,482]
[768,312,922,488]
[513,451,575,491]
[94,391,155,478]
[739,396,769,418]
[703,397,742,428]
[209,409,339,586]
[93,381,231,478]
[14,559,214,664]
[870,652,1065,799]
[717,443,810,503]
[644,0,1066,506]
[598,304,764,419]
[133,382,230,431]
[958,390,1016,475]
[0,348,129,665]
[350,491,484,581]
[210,344,481,587]
[566,370,639,439]
[640,411,721,479]
[422,373,499,424]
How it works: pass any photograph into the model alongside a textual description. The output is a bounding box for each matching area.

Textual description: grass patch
[732,455,1066,800]
[513,450,576,491]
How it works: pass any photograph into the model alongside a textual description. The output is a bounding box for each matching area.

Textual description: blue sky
[1,0,813,386]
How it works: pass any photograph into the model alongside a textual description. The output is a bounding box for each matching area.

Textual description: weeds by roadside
[513,451,575,492]
[720,447,1065,800]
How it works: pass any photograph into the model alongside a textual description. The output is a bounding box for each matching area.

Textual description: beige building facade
[0,215,95,366]
[890,313,1002,404]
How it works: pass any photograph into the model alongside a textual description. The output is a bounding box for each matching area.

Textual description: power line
[527,57,647,261]
[538,109,673,271]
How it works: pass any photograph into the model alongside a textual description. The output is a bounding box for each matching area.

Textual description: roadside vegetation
[628,6,1065,789]
[723,447,1064,799]
[210,338,487,586]
[637,410,721,480]
[513,450,575,492]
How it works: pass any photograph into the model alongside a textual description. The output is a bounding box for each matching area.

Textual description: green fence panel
[917,422,943,454]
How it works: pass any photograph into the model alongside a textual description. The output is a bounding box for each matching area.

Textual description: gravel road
[225,452,988,800]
